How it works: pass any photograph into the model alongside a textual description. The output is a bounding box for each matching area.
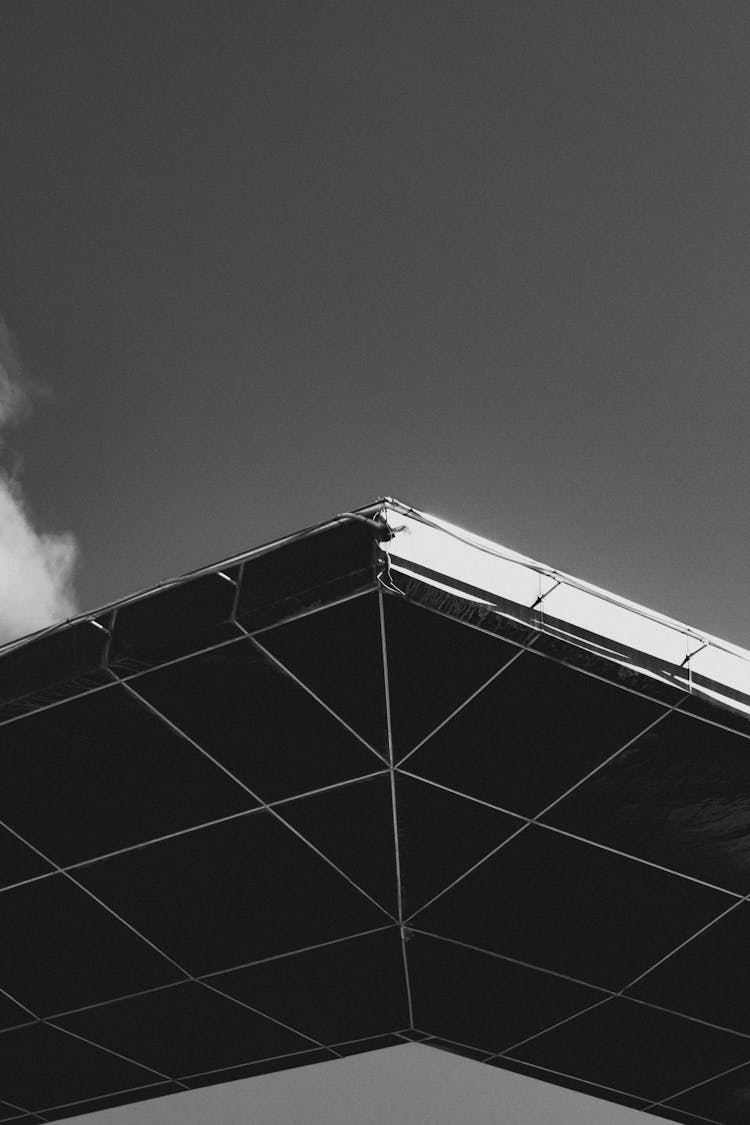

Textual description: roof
[0,499,749,1123]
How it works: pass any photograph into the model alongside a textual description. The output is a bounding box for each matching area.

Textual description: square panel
[0,874,182,1015]
[0,684,254,866]
[77,810,389,976]
[407,932,601,1053]
[212,927,409,1046]
[133,640,384,804]
[55,979,311,1080]
[0,1022,157,1114]
[415,824,732,989]
[544,709,750,894]
[510,997,750,1104]
[403,650,665,815]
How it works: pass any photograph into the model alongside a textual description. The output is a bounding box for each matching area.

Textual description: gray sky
[1,3,748,1121]
[1,1,749,645]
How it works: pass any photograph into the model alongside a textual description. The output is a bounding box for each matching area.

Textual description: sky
[1,2,749,1121]
[1,1,750,647]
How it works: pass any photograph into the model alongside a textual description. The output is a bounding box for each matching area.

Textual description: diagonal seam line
[112,672,397,923]
[64,769,391,874]
[0,770,390,900]
[395,768,527,819]
[27,925,397,1027]
[396,634,538,768]
[638,1048,750,1111]
[327,1030,406,1050]
[247,631,388,767]
[398,767,745,899]
[41,1019,189,1091]
[418,1033,495,1059]
[378,590,415,1030]
[493,995,616,1058]
[404,699,682,922]
[174,1044,336,1084]
[0,936,190,1101]
[0,812,341,1069]
[31,1078,177,1119]
[0,586,379,737]
[245,586,378,637]
[410,925,750,1044]
[617,897,747,996]
[492,1051,657,1108]
[409,928,612,996]
[538,822,743,899]
[200,923,397,980]
[388,583,688,717]
[0,1100,45,1124]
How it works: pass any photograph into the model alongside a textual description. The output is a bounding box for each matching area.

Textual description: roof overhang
[0,500,747,1124]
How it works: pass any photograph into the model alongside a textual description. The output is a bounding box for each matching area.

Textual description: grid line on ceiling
[395,631,538,768]
[0,584,381,736]
[0,925,398,1043]
[113,672,397,923]
[381,583,681,710]
[0,770,391,901]
[27,1029,433,1121]
[0,1102,45,1125]
[396,768,744,901]
[403,696,687,923]
[4,553,750,1121]
[491,1052,673,1116]
[390,582,750,753]
[616,898,745,995]
[29,1077,177,1121]
[488,985,750,1117]
[43,1019,187,1090]
[248,585,377,638]
[644,1052,750,1115]
[173,1045,335,1085]
[408,929,612,998]
[414,1031,485,1053]
[410,1033,661,1115]
[412,926,750,1048]
[0,811,344,1081]
[0,969,189,1115]
[248,633,387,768]
[377,589,414,1030]
[3,571,748,764]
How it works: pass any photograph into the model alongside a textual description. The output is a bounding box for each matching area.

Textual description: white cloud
[0,321,78,643]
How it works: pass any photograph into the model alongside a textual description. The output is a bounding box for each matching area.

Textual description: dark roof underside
[0,515,748,1123]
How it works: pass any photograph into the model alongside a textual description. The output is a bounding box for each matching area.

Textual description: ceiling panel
[0,503,747,1123]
